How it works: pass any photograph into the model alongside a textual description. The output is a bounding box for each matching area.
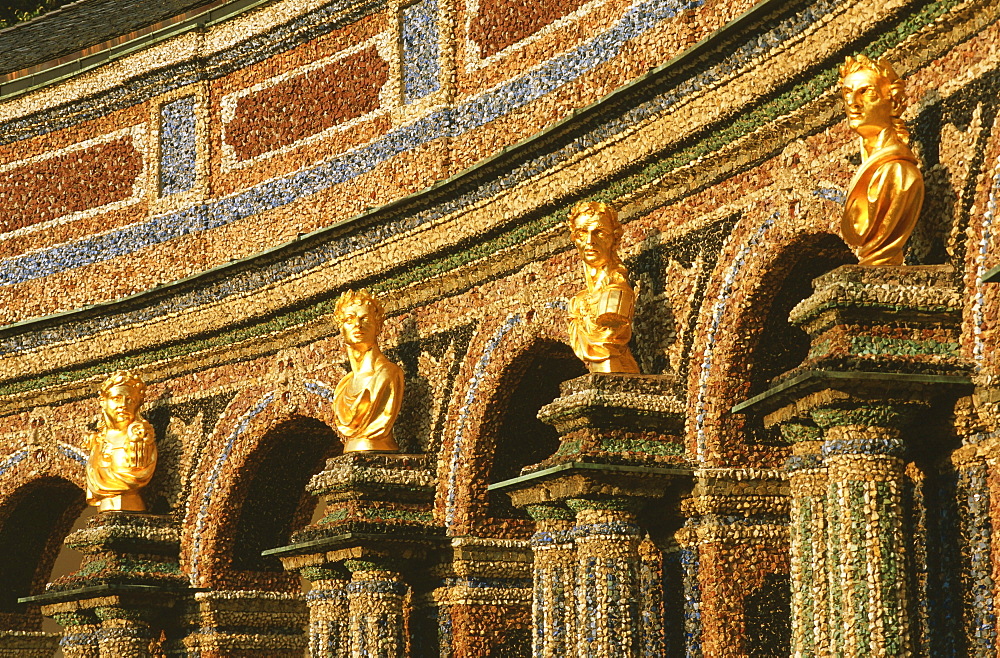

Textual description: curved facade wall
[0,0,999,654]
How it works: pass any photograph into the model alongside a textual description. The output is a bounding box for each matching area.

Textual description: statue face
[101,384,139,430]
[571,212,617,268]
[842,69,894,138]
[340,303,379,350]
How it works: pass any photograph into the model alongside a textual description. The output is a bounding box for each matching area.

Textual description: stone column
[781,421,829,658]
[569,499,642,658]
[345,562,408,657]
[492,373,688,658]
[95,607,156,658]
[266,453,440,658]
[301,570,350,658]
[813,406,913,657]
[525,503,576,658]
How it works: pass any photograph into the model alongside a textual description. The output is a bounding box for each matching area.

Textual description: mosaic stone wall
[0,0,999,654]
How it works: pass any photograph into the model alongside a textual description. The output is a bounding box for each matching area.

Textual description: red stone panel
[224,46,389,162]
[0,137,142,234]
[469,0,589,59]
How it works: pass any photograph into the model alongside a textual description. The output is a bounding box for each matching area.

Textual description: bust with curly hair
[86,370,157,511]
[332,289,404,452]
[566,201,640,373]
[839,55,924,266]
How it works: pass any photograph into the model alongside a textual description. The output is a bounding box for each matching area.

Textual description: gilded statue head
[98,370,146,432]
[335,289,385,351]
[568,201,622,270]
[840,55,909,144]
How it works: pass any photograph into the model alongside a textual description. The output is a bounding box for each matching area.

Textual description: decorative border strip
[445,314,521,528]
[693,213,777,460]
[189,391,276,583]
[972,153,1000,366]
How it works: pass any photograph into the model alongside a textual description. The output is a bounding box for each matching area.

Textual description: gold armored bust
[86,371,157,512]
[840,55,925,266]
[567,201,640,374]
[333,289,404,452]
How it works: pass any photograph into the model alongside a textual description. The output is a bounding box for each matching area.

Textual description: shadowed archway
[0,476,85,630]
[485,339,586,520]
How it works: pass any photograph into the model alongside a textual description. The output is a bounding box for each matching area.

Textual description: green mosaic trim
[320,508,349,524]
[72,556,181,579]
[877,479,906,654]
[300,565,349,582]
[50,611,95,627]
[811,404,910,430]
[850,336,960,357]
[796,496,816,652]
[781,422,822,443]
[344,558,404,573]
[555,439,583,456]
[565,497,639,513]
[808,338,833,359]
[598,437,685,455]
[362,507,434,523]
[0,0,972,400]
[94,606,158,623]
[827,479,844,651]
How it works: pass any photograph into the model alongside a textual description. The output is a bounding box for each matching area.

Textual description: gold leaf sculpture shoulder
[840,55,925,266]
[333,289,404,452]
[86,370,157,512]
[567,201,640,374]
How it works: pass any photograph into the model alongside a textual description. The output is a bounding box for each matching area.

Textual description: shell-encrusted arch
[686,199,849,466]
[182,379,340,589]
[0,445,87,611]
[435,305,573,536]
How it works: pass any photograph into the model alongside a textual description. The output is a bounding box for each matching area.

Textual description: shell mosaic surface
[0,0,999,654]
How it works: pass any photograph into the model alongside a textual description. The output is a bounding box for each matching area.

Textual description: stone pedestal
[265,452,442,657]
[491,373,690,658]
[735,265,972,657]
[19,512,187,658]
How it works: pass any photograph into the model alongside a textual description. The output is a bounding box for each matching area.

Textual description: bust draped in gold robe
[334,355,404,452]
[842,129,924,266]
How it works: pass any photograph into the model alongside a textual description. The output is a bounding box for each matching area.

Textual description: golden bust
[333,289,404,452]
[567,201,640,374]
[840,55,924,266]
[86,371,157,512]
